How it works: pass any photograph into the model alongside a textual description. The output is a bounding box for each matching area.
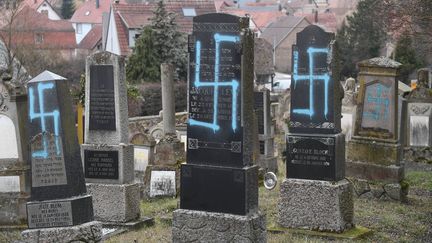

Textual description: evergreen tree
[394,32,424,84]
[126,0,187,83]
[61,0,75,19]
[336,0,387,77]
[126,27,160,83]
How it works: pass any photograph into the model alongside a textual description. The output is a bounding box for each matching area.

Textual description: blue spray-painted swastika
[363,84,390,120]
[29,82,60,158]
[189,33,240,132]
[292,47,330,119]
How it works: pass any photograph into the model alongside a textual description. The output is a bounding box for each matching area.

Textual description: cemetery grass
[1,162,431,242]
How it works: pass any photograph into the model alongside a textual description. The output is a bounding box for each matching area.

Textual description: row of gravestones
[1,12,427,242]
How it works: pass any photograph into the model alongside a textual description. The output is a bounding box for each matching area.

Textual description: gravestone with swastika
[174,13,266,243]
[286,25,345,181]
[279,25,353,233]
[22,71,101,242]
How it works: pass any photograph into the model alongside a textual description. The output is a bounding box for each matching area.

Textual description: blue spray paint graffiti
[189,33,240,132]
[363,83,390,121]
[292,47,330,119]
[29,82,61,158]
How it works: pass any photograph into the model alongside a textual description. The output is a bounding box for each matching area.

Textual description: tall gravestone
[21,71,102,242]
[0,78,29,226]
[347,57,408,201]
[81,51,141,224]
[172,13,266,242]
[254,88,277,172]
[278,25,353,232]
[404,69,432,162]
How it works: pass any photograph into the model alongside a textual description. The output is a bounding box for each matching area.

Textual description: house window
[182,7,196,17]
[41,10,48,15]
[76,23,82,34]
[35,33,44,44]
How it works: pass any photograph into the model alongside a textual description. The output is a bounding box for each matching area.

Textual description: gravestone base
[21,221,102,243]
[81,144,134,184]
[350,178,408,202]
[347,137,401,166]
[172,209,266,243]
[403,146,432,163]
[346,160,404,183]
[0,192,28,226]
[278,178,353,233]
[258,156,278,173]
[27,195,94,229]
[86,183,140,223]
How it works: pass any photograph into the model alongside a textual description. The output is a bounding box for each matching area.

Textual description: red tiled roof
[222,9,285,31]
[24,0,44,9]
[294,12,338,33]
[111,1,216,56]
[78,24,102,49]
[1,6,76,49]
[71,0,112,24]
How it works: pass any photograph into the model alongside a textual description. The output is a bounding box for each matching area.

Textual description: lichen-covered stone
[172,209,266,243]
[278,178,353,233]
[21,221,102,243]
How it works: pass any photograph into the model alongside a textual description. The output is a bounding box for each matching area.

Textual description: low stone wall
[128,112,188,138]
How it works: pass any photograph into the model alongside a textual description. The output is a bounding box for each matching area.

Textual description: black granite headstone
[28,80,87,201]
[187,13,244,168]
[286,25,345,181]
[181,13,257,215]
[89,65,116,131]
[27,72,93,229]
[289,25,340,134]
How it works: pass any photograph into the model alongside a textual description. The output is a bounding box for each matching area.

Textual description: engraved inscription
[84,150,119,179]
[27,201,73,228]
[89,65,116,130]
[31,134,67,187]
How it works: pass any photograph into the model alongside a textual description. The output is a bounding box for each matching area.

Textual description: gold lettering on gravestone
[31,134,67,187]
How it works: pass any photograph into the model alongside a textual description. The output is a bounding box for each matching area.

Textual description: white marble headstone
[134,147,149,172]
[0,114,18,159]
[0,176,20,192]
[149,171,176,197]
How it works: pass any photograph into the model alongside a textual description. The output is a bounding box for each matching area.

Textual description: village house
[105,1,216,56]
[70,0,111,44]
[0,6,76,59]
[261,15,310,73]
[23,0,62,20]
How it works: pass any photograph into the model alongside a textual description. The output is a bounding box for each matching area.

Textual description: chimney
[96,0,99,9]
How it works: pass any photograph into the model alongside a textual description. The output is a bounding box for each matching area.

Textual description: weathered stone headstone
[404,69,432,162]
[172,13,266,242]
[144,63,185,199]
[347,57,408,201]
[278,25,353,232]
[254,88,277,172]
[21,71,102,242]
[0,78,29,226]
[81,51,141,224]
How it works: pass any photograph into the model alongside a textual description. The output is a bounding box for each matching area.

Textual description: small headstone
[173,13,266,243]
[82,51,141,224]
[149,170,176,197]
[278,25,353,232]
[21,71,101,242]
[0,79,29,226]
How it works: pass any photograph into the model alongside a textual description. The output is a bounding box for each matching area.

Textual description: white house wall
[105,9,121,55]
[72,23,93,44]
[36,3,61,20]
